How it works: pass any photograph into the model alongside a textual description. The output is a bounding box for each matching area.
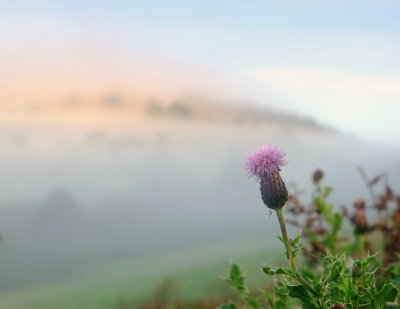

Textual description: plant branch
[275,207,318,296]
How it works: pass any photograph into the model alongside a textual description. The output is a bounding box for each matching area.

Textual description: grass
[0,238,280,309]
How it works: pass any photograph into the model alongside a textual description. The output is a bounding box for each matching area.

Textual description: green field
[0,239,280,309]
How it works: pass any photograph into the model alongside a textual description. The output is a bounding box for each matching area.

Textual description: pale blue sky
[1,1,400,142]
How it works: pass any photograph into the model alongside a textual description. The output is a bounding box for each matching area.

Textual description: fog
[0,98,399,292]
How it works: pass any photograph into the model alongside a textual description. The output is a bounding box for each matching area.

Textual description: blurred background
[1,1,400,308]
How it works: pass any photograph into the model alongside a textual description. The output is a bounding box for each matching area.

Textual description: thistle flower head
[246,145,286,179]
[246,145,288,209]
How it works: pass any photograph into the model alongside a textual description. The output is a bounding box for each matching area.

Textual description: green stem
[275,207,318,296]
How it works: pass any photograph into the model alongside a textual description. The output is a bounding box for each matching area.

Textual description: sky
[1,0,400,143]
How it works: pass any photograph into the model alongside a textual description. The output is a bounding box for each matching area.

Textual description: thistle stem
[275,207,317,296]
[276,208,296,271]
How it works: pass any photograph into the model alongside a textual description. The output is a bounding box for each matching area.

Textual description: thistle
[221,155,400,309]
[246,145,288,209]
[246,145,316,295]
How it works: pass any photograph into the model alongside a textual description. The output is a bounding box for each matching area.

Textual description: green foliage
[260,281,289,309]
[312,184,343,252]
[227,245,399,308]
[286,284,319,309]
[222,170,400,309]
[218,304,237,309]
[388,264,400,287]
[225,263,261,309]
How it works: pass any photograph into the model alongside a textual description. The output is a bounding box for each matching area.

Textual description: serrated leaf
[227,264,245,292]
[375,283,398,308]
[388,264,400,277]
[226,263,260,309]
[300,267,316,281]
[274,282,289,309]
[262,266,290,276]
[391,276,400,287]
[286,284,319,309]
[292,234,301,246]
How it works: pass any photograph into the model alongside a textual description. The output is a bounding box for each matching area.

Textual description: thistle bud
[312,169,324,183]
[246,145,288,209]
[353,199,366,210]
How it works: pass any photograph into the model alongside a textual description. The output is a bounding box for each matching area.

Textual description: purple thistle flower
[246,145,288,209]
[246,145,286,179]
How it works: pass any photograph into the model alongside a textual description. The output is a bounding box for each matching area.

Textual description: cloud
[246,66,400,142]
[247,66,400,97]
